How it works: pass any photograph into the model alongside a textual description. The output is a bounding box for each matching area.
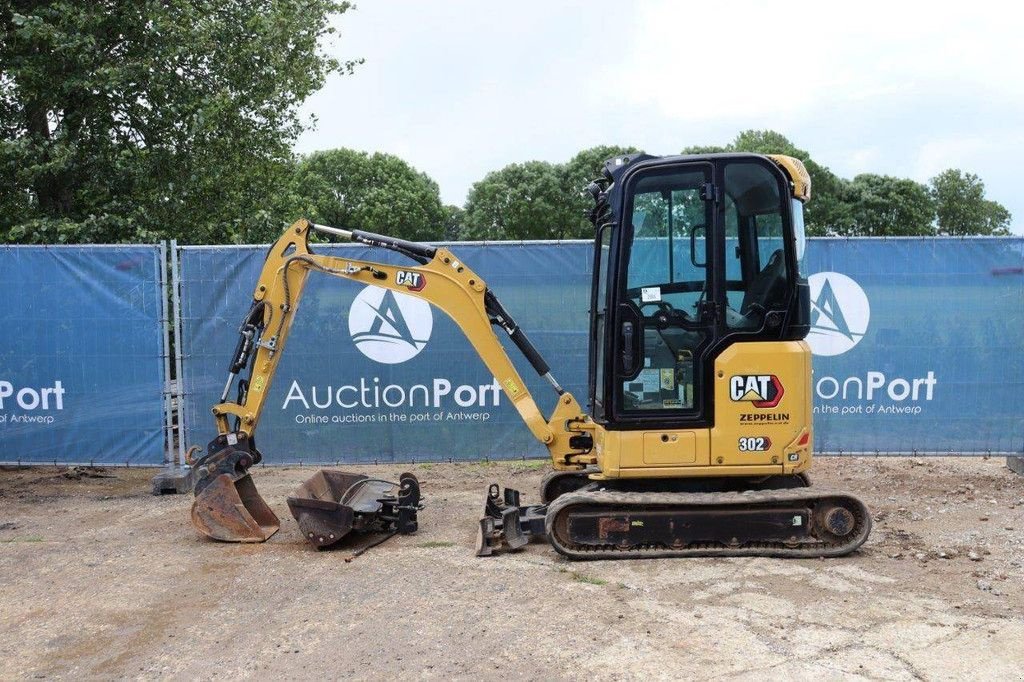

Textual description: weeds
[510,459,548,471]
[571,573,607,586]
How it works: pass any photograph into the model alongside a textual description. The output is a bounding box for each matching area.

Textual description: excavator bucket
[191,471,280,543]
[287,471,421,549]
[189,439,280,543]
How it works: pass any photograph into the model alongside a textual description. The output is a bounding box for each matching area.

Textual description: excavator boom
[190,219,593,543]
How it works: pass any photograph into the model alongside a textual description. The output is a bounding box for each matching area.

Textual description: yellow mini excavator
[189,152,871,559]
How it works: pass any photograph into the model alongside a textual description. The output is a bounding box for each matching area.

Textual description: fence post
[151,240,195,494]
[156,242,173,466]
[170,239,188,464]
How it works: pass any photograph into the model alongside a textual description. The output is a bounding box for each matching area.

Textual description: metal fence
[0,245,168,464]
[1,237,1021,465]
[176,237,1024,463]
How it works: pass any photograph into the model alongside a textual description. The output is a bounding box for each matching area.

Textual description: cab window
[722,162,791,330]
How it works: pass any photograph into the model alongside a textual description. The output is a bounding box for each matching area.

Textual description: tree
[846,174,935,236]
[1,1,357,244]
[288,149,446,242]
[463,161,579,240]
[561,145,641,238]
[930,169,1012,236]
[680,144,731,155]
[442,204,465,240]
[681,130,854,236]
[727,130,854,236]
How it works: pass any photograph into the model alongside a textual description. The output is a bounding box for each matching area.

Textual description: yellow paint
[709,341,812,473]
[642,431,697,465]
[215,219,584,455]
[768,154,812,202]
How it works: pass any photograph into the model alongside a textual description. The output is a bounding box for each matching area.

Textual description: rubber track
[544,487,872,560]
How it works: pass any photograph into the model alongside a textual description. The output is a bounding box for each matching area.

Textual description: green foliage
[678,130,1015,237]
[463,161,580,240]
[697,130,853,236]
[465,132,1018,240]
[285,149,446,242]
[464,146,641,240]
[680,144,731,155]
[561,145,641,238]
[442,204,465,240]
[571,573,607,585]
[929,169,1011,236]
[1,0,357,244]
[846,174,935,236]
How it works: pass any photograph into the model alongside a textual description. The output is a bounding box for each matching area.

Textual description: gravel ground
[1,456,1022,680]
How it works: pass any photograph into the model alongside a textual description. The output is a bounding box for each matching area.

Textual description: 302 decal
[738,436,772,452]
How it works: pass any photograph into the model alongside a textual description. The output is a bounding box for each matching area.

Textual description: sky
[295,1,1024,234]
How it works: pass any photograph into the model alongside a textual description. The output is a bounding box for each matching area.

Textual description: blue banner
[805,238,1024,455]
[0,246,167,464]
[179,243,591,464]
[178,238,1024,463]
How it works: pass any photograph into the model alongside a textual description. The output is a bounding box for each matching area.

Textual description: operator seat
[738,249,787,327]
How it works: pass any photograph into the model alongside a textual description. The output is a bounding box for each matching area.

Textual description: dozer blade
[475,483,547,556]
[191,472,280,543]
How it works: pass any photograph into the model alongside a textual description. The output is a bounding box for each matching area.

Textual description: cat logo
[395,270,426,292]
[729,374,784,408]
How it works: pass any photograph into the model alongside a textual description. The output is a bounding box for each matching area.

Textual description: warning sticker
[641,287,661,303]
[503,378,522,398]
[660,369,675,391]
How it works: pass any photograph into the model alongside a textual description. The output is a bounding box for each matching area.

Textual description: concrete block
[151,465,196,495]
[1007,457,1024,476]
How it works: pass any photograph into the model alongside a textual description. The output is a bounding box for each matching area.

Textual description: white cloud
[608,0,1023,123]
[913,136,996,180]
[846,147,882,176]
[295,0,1024,233]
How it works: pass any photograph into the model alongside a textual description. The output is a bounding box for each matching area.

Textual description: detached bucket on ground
[287,471,421,549]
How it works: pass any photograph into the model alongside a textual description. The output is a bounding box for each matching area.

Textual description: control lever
[622,321,634,373]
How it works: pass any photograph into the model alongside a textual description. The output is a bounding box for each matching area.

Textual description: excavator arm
[190,219,594,542]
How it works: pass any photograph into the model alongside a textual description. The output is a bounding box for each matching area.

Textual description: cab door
[609,162,718,436]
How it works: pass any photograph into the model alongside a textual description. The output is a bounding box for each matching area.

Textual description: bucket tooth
[190,472,280,543]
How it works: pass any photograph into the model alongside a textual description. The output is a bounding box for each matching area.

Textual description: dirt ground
[1,457,1022,681]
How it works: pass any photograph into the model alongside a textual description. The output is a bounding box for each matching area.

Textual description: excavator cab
[591,154,810,430]
[480,153,868,558]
